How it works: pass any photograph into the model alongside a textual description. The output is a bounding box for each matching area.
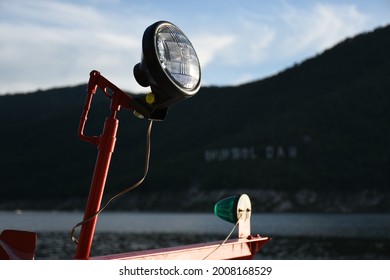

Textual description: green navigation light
[214,194,252,224]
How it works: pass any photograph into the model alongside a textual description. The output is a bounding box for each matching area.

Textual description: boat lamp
[214,194,252,224]
[132,21,201,121]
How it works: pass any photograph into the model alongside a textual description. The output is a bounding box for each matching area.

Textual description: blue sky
[1,0,389,94]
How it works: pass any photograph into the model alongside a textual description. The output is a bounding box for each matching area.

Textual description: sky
[0,0,389,95]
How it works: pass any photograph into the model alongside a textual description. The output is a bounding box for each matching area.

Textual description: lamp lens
[155,25,200,91]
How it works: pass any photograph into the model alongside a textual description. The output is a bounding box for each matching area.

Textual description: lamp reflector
[155,24,200,91]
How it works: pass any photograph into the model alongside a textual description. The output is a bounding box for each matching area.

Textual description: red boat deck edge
[91,235,270,260]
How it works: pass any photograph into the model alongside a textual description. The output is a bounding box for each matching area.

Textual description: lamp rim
[141,21,201,97]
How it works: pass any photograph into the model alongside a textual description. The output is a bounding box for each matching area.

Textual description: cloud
[0,1,153,94]
[191,34,236,67]
[221,21,276,65]
[191,2,368,76]
[198,1,373,87]
[278,3,369,58]
[189,14,276,72]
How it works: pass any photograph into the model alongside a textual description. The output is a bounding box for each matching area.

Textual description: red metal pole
[74,71,134,259]
[75,115,119,259]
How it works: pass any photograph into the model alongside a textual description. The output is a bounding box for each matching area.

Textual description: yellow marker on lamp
[145,93,156,104]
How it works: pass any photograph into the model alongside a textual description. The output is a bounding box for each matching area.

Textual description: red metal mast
[74,70,133,259]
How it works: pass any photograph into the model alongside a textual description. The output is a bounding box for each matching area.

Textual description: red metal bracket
[78,70,133,146]
[0,230,37,260]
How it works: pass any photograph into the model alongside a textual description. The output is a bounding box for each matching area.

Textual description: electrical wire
[202,217,241,260]
[71,119,154,244]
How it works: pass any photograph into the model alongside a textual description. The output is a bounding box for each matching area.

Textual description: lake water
[1,211,390,259]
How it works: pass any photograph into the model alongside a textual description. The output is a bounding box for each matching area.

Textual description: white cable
[71,120,153,244]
